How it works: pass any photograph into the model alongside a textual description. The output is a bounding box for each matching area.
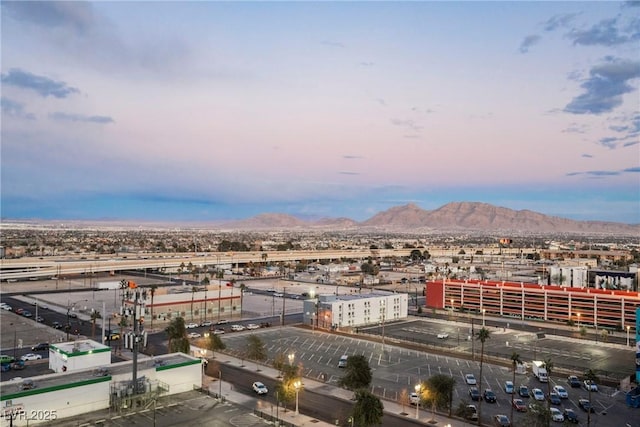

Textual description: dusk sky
[2,1,639,224]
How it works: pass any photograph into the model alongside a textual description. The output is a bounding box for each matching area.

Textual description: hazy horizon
[2,2,639,223]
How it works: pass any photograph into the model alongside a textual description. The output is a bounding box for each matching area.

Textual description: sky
[1,1,639,224]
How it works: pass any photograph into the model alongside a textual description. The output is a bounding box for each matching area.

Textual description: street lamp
[66,299,88,340]
[294,380,301,415]
[627,325,631,347]
[415,384,421,419]
[482,309,486,327]
[577,313,581,328]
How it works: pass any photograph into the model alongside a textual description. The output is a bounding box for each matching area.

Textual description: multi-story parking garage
[426,278,639,331]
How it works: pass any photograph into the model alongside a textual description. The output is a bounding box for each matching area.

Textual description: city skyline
[1,1,639,224]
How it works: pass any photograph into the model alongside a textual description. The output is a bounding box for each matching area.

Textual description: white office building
[302,291,408,331]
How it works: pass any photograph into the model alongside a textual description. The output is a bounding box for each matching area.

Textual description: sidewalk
[206,352,475,427]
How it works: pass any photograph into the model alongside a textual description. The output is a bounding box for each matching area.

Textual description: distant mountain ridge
[221,202,640,234]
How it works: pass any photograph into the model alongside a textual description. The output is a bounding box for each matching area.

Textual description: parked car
[31,343,49,351]
[36,316,45,323]
[583,380,598,392]
[52,321,63,329]
[465,374,477,385]
[409,392,419,405]
[436,332,449,339]
[567,375,581,388]
[563,408,579,423]
[494,414,511,427]
[230,324,245,332]
[200,320,213,327]
[548,392,561,405]
[483,389,497,403]
[512,398,527,412]
[185,323,199,329]
[504,381,514,394]
[216,319,229,325]
[518,385,529,397]
[22,310,33,318]
[465,404,478,420]
[187,332,201,339]
[578,398,595,413]
[550,407,564,422]
[252,381,268,395]
[246,323,260,330]
[0,303,12,311]
[338,355,349,368]
[531,388,545,401]
[68,312,78,319]
[0,355,15,364]
[468,387,480,401]
[20,353,42,361]
[15,308,24,315]
[212,329,225,335]
[552,385,568,398]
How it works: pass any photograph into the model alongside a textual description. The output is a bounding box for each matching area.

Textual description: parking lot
[219,324,639,426]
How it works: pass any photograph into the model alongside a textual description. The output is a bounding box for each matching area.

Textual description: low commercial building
[0,340,202,426]
[302,291,408,331]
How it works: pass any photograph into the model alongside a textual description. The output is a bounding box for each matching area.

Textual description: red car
[512,398,527,412]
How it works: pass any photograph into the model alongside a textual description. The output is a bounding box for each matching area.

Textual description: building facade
[302,291,408,331]
[426,279,639,331]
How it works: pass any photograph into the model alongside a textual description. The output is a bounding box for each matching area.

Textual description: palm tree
[543,358,554,427]
[476,327,491,425]
[509,351,521,424]
[90,310,101,339]
[351,389,384,427]
[584,369,599,427]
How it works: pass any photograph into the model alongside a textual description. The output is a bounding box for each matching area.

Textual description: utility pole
[122,281,148,396]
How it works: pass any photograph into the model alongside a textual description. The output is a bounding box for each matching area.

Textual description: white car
[246,323,260,330]
[20,353,42,361]
[0,304,11,311]
[187,332,201,339]
[465,374,477,385]
[550,407,564,422]
[252,381,268,395]
[213,329,225,335]
[531,388,545,401]
[437,332,449,339]
[231,324,245,332]
[185,323,199,329]
[583,380,598,392]
[409,392,419,405]
[552,385,568,398]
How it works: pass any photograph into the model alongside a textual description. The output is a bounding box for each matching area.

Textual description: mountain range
[220,202,640,235]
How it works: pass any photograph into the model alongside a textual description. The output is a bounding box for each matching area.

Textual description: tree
[542,358,554,427]
[351,389,384,427]
[409,249,423,262]
[165,317,190,354]
[202,333,226,358]
[398,389,410,415]
[510,351,522,424]
[90,310,102,339]
[425,374,456,415]
[338,354,372,391]
[584,369,599,427]
[275,361,301,411]
[245,334,267,371]
[476,327,491,425]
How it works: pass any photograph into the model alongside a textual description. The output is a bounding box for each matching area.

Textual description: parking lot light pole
[294,380,301,415]
[627,325,631,346]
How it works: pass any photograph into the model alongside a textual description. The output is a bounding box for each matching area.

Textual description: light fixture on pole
[288,353,295,365]
[627,325,631,347]
[294,380,301,415]
[482,309,486,327]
